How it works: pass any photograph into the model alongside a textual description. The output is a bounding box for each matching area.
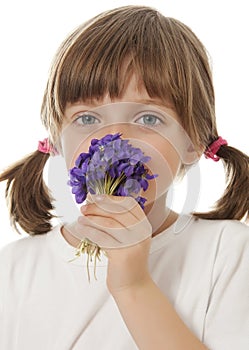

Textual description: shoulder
[188,215,248,233]
[152,215,249,256]
[171,216,249,263]
[0,226,57,267]
[197,220,249,348]
[190,216,249,244]
[189,216,249,249]
[181,215,249,241]
[172,215,249,246]
[188,217,249,268]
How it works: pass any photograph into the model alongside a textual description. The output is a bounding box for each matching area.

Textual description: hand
[70,194,152,294]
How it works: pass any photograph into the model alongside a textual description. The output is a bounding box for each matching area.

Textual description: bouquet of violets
[68,133,157,279]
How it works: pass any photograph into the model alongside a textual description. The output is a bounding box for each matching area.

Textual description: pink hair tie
[204,136,228,162]
[38,138,59,156]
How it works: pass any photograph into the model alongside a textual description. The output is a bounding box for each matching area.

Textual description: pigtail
[193,145,249,222]
[0,150,56,235]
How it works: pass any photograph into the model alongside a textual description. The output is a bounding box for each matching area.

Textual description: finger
[78,215,152,246]
[78,212,126,229]
[66,220,122,245]
[77,224,150,249]
[66,216,152,248]
[74,222,123,248]
[81,204,140,228]
[87,193,143,216]
[83,194,145,220]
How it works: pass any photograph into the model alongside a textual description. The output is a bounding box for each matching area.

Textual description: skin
[61,74,198,241]
[59,75,207,349]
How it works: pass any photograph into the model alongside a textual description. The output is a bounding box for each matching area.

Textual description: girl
[0,5,248,350]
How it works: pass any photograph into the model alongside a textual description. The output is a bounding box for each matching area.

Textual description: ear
[181,142,204,165]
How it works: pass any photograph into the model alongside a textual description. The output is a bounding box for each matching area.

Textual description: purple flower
[68,133,158,209]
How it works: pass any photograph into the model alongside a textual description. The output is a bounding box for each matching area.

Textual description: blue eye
[135,113,162,126]
[74,114,100,126]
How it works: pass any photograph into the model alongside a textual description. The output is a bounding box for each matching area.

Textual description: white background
[0,0,248,248]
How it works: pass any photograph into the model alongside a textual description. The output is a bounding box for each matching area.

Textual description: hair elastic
[38,138,59,156]
[204,136,228,162]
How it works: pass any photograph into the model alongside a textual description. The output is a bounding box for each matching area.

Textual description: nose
[105,122,128,136]
[93,122,137,141]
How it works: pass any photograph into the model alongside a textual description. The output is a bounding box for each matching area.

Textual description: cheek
[154,139,181,176]
[141,139,181,201]
[61,124,181,201]
[123,135,181,203]
[60,136,79,170]
[128,135,181,177]
[60,128,94,169]
[61,124,145,169]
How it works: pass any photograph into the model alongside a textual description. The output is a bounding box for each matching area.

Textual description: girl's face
[60,74,198,207]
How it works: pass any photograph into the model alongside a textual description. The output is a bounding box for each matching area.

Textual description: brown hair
[0,151,55,234]
[1,5,248,234]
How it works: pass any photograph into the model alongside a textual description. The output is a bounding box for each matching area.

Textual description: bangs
[44,6,214,150]
[54,7,177,113]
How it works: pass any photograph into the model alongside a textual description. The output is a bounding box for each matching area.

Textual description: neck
[144,194,178,237]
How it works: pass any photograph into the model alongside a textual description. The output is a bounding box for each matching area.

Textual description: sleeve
[0,292,3,347]
[0,248,6,346]
[203,222,249,350]
[0,243,12,347]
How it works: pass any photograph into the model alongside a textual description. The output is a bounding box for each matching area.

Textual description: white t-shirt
[0,215,249,350]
